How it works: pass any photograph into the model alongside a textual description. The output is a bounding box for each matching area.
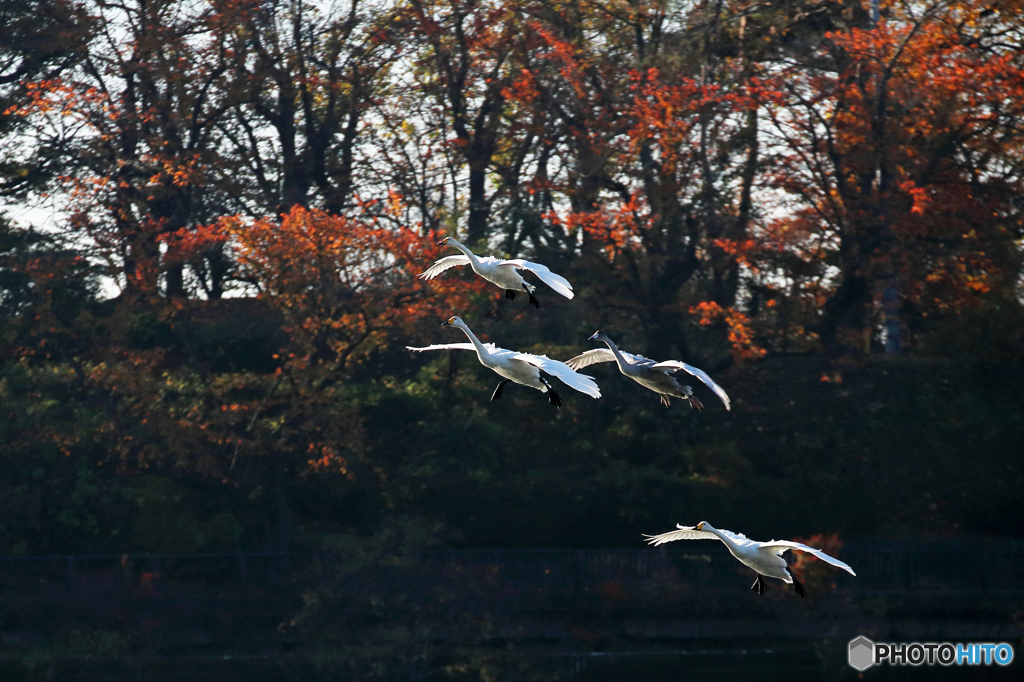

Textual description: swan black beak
[588,331,601,341]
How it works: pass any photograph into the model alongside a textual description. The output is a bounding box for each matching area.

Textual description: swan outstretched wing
[419,255,471,280]
[504,259,574,299]
[621,350,656,366]
[650,360,731,410]
[514,353,601,398]
[715,528,751,543]
[565,348,653,371]
[406,343,479,353]
[564,348,615,371]
[643,525,720,545]
[644,524,750,546]
[762,541,856,576]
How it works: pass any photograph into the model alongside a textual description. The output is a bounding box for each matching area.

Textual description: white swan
[420,237,574,308]
[644,521,855,598]
[565,331,731,410]
[406,316,600,407]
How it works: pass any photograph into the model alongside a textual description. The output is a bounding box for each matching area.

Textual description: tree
[7,0,244,299]
[502,1,778,360]
[400,0,529,245]
[221,204,489,367]
[0,0,92,197]
[762,1,1024,355]
[217,0,402,217]
[56,205,488,551]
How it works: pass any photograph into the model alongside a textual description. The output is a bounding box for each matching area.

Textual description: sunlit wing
[715,527,750,544]
[564,348,615,371]
[621,350,655,366]
[644,524,749,546]
[419,255,471,280]
[650,360,731,410]
[504,259,574,299]
[513,353,601,398]
[406,343,478,353]
[763,541,856,576]
[565,348,653,371]
[643,525,721,546]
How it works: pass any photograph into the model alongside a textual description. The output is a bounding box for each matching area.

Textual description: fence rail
[2,542,1023,595]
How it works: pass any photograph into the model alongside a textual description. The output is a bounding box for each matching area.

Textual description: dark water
[571,650,1019,681]
[2,649,1018,682]
[3,546,1022,681]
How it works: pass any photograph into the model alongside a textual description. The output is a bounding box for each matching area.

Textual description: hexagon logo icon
[849,636,875,671]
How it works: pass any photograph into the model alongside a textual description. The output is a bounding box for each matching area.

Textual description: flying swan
[419,237,574,308]
[565,331,731,410]
[644,521,856,597]
[406,316,600,408]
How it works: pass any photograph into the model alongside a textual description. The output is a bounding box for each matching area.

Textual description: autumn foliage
[2,0,1024,560]
[762,2,1024,351]
[190,205,490,369]
[787,533,846,594]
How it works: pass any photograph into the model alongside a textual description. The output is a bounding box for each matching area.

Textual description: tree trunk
[819,271,872,357]
[881,270,902,354]
[641,308,692,364]
[275,81,308,212]
[466,163,489,245]
[269,474,295,554]
[205,246,230,300]
[164,262,184,297]
[724,108,759,309]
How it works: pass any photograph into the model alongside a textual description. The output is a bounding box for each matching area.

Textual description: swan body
[420,237,574,307]
[565,331,731,410]
[407,316,600,407]
[644,521,855,597]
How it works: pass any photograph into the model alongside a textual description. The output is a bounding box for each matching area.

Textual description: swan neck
[448,239,480,266]
[602,338,630,372]
[456,323,489,360]
[705,525,737,549]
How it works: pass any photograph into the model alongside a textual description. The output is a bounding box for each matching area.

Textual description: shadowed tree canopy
[0,0,1021,571]
[1,4,1023,675]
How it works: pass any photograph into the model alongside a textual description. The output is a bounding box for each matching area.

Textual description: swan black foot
[786,568,805,598]
[524,284,539,308]
[505,290,517,301]
[538,374,562,408]
[491,379,511,401]
[751,574,766,595]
